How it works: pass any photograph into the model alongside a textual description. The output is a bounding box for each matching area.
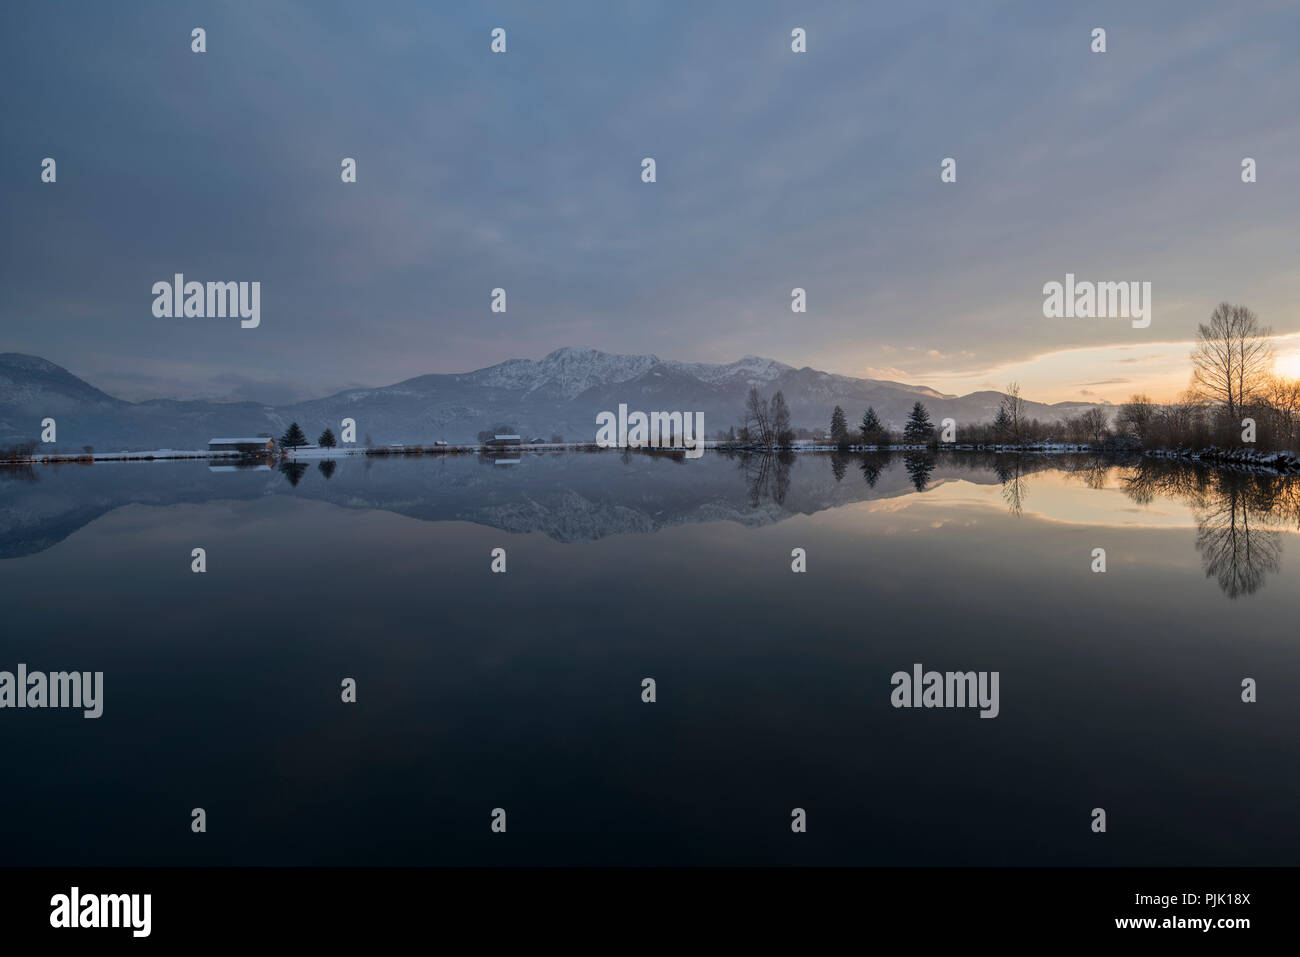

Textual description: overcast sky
[2,0,1298,404]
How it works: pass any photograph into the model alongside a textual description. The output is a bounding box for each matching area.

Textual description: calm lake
[1,450,1298,865]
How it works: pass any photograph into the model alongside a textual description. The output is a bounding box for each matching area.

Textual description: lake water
[2,450,1298,865]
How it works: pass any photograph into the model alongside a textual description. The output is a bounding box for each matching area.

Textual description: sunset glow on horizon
[848,332,1300,406]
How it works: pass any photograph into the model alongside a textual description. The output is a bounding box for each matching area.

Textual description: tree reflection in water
[734,450,793,507]
[994,458,1028,517]
[726,450,1298,600]
[830,453,848,483]
[278,460,308,486]
[859,453,888,489]
[1122,459,1288,599]
[903,452,935,492]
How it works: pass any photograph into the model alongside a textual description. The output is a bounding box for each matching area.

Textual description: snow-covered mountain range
[0,348,1105,451]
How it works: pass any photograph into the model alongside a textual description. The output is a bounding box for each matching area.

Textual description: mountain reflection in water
[2,450,1300,600]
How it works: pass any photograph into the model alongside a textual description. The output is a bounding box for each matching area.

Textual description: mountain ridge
[0,349,1107,451]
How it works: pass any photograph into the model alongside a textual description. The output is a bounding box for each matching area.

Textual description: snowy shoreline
[4,442,1300,475]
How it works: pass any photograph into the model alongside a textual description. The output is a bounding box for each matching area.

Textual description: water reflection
[1196,491,1282,598]
[830,453,848,483]
[278,460,309,486]
[994,458,1028,517]
[1120,459,1288,599]
[736,451,793,506]
[903,452,936,492]
[859,452,887,488]
[0,464,38,483]
[6,451,1300,600]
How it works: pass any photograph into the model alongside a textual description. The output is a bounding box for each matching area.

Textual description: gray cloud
[2,0,1297,398]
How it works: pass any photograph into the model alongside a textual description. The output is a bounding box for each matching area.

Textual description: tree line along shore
[4,303,1294,468]
[720,302,1300,465]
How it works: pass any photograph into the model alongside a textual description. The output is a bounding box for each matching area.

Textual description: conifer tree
[860,407,887,445]
[992,406,1012,439]
[903,401,935,445]
[280,422,308,449]
[830,406,848,444]
[771,391,793,446]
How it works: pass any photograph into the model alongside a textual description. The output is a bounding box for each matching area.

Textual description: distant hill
[0,348,1108,451]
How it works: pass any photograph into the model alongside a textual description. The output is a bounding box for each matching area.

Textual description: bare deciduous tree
[1191,302,1273,420]
[1080,407,1110,446]
[1264,376,1300,448]
[744,387,772,447]
[1116,393,1156,444]
[999,382,1026,442]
